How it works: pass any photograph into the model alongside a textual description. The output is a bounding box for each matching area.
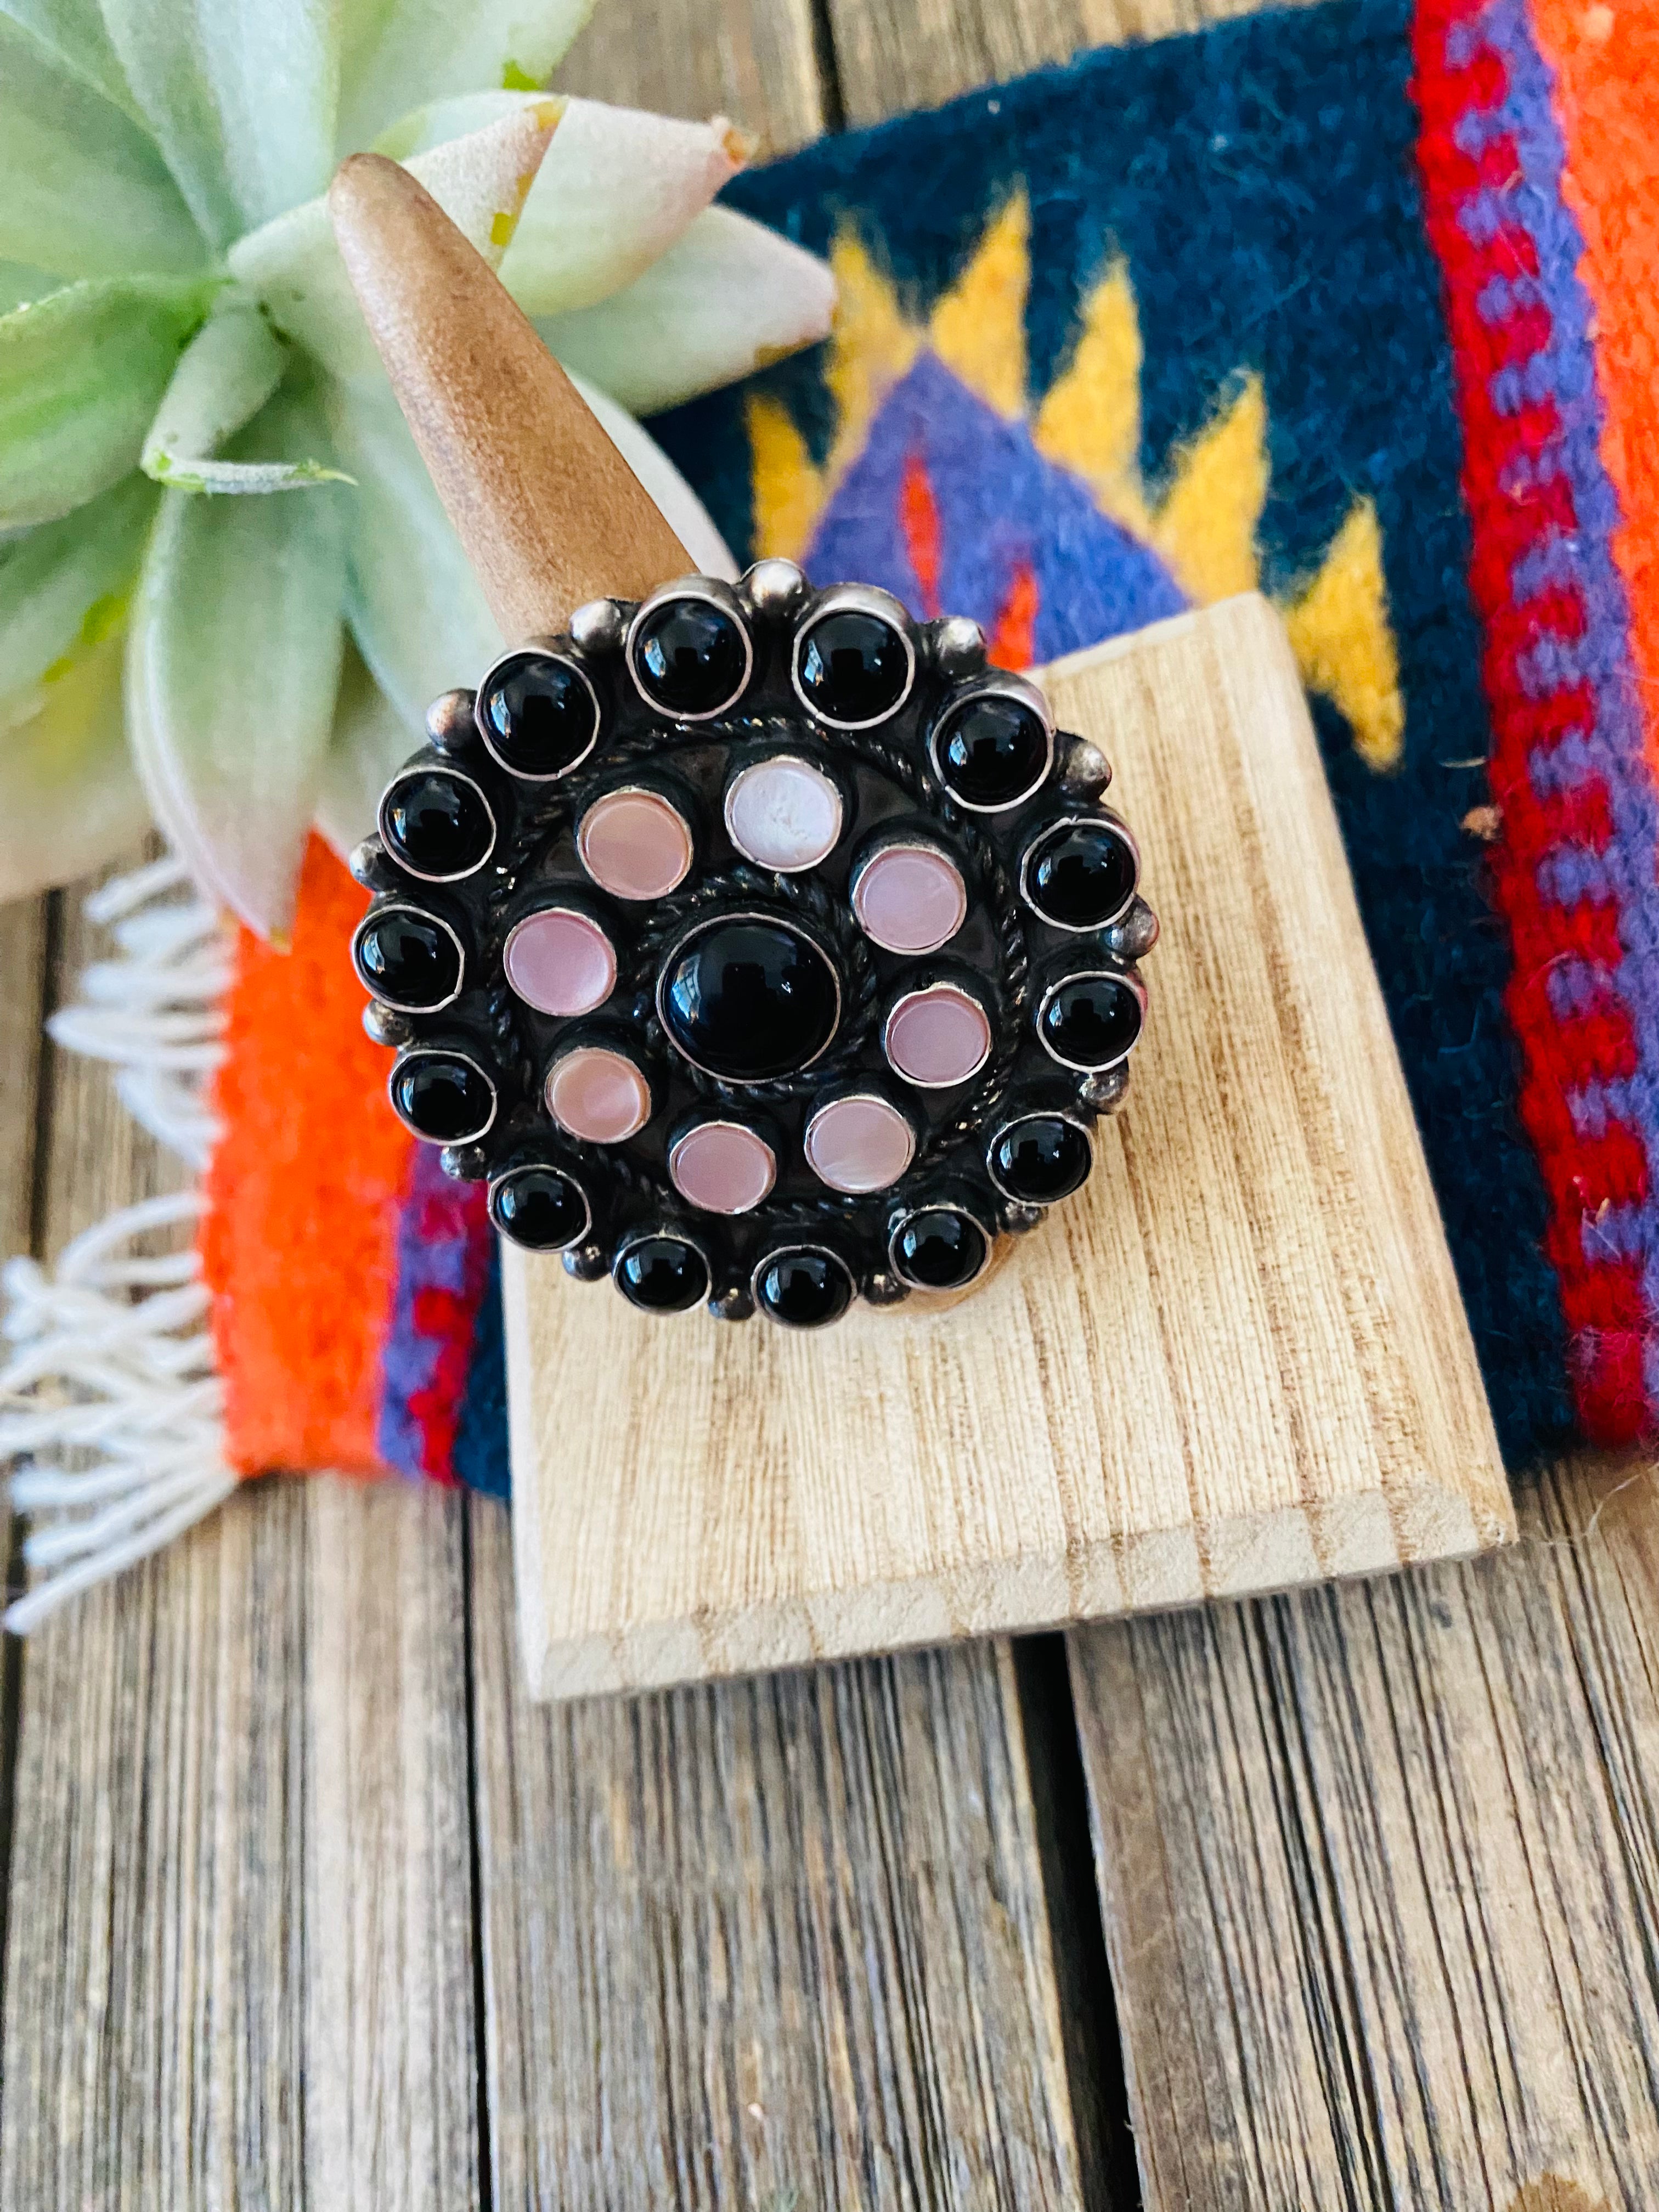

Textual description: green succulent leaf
[382,93,750,319]
[229,100,562,386]
[0,625,149,901]
[542,205,837,415]
[0,263,59,314]
[98,0,340,246]
[336,0,594,154]
[142,294,351,492]
[0,276,218,528]
[128,384,347,938]
[0,470,157,713]
[0,0,145,117]
[325,377,504,729]
[313,637,417,859]
[0,17,205,279]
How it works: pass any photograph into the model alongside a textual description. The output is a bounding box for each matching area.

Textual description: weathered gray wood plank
[823,0,1316,126]
[1071,1458,1659,2210]
[557,0,826,151]
[0,871,482,2211]
[0,895,48,1251]
[470,1499,1083,2209]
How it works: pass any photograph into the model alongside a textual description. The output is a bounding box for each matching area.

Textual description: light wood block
[507,590,1512,1700]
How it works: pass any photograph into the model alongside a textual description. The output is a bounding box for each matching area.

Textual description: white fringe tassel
[1,1193,238,1634]
[3,855,239,1631]
[45,852,230,1171]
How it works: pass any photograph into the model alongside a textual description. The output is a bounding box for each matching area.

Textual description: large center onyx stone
[658,915,840,1081]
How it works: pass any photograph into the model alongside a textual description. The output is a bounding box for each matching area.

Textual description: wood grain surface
[510,595,1508,1699]
[1071,1459,1659,2208]
[0,879,483,2210]
[823,0,1319,126]
[470,1499,1085,2210]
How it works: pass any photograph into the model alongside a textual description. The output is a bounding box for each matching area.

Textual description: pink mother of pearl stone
[851,841,968,955]
[503,906,616,1017]
[724,754,843,872]
[803,1092,916,1193]
[883,982,992,1088]
[578,787,693,900]
[668,1120,777,1214]
[545,1046,651,1144]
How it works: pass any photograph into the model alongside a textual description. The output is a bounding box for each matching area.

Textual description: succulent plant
[0,0,834,933]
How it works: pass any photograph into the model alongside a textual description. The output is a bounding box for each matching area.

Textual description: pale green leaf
[0,277,216,527]
[128,384,347,936]
[567,368,735,579]
[505,98,747,317]
[0,626,149,899]
[314,636,417,857]
[229,100,561,385]
[98,0,340,245]
[373,95,748,318]
[336,0,593,154]
[325,377,503,725]
[0,18,204,277]
[542,205,836,414]
[0,470,157,713]
[2,0,142,115]
[0,263,59,313]
[140,293,349,492]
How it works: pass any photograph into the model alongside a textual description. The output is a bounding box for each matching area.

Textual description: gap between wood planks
[0,890,52,2104]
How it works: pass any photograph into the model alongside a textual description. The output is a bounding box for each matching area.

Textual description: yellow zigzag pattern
[748,192,1404,771]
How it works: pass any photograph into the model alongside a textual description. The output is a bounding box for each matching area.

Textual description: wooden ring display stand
[331,154,1511,1702]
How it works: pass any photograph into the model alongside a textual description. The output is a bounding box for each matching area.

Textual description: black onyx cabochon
[754,1246,854,1328]
[1024,819,1138,930]
[615,1234,710,1312]
[354,565,1155,1326]
[354,907,461,1010]
[380,770,495,879]
[1039,974,1144,1069]
[796,608,911,725]
[390,1051,495,1142]
[632,596,748,717]
[934,692,1051,810]
[489,1164,589,1249]
[891,1206,988,1290]
[658,916,840,1081]
[989,1114,1092,1204]
[479,653,597,777]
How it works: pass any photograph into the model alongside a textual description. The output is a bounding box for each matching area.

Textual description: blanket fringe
[4,856,238,1631]
[1,1192,238,1634]
[44,853,229,1171]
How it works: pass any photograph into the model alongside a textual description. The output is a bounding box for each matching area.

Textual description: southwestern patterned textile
[202,0,1659,1488]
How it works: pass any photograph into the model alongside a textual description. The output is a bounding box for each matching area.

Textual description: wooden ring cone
[329,149,1508,1702]
[329,151,689,635]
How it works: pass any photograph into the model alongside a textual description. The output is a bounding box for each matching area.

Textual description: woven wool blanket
[10,0,1658,1620]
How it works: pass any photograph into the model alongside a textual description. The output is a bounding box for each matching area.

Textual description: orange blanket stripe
[200,839,410,1476]
[1531,0,1659,773]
